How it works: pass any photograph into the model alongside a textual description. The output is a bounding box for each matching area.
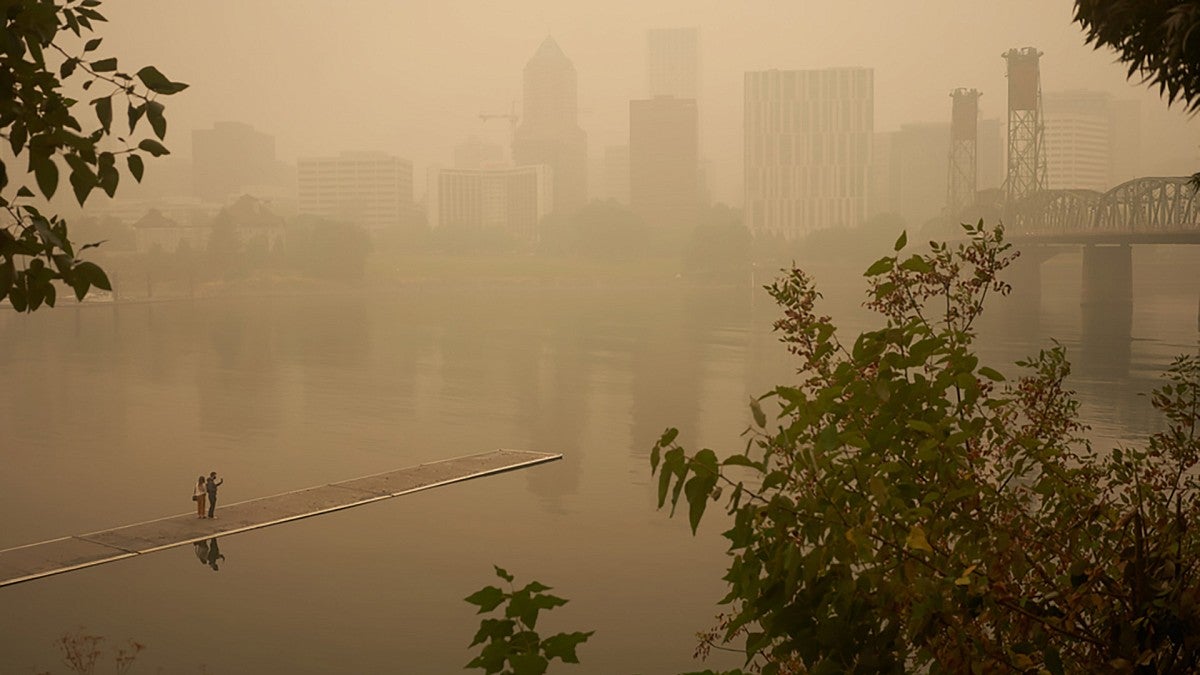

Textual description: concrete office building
[297,152,413,232]
[871,116,1005,222]
[872,122,949,226]
[512,37,587,215]
[427,165,552,240]
[629,96,699,230]
[1043,90,1141,192]
[745,68,873,238]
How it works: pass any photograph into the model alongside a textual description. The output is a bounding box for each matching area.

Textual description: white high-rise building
[427,165,552,239]
[744,68,873,239]
[297,152,413,231]
[1043,90,1141,192]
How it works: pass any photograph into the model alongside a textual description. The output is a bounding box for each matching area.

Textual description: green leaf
[658,427,678,447]
[977,366,1006,382]
[74,261,111,291]
[1044,646,1064,675]
[954,564,977,586]
[69,165,97,205]
[32,157,58,199]
[33,217,64,251]
[465,640,507,673]
[507,652,549,675]
[84,38,102,52]
[146,100,166,139]
[493,565,514,583]
[97,152,118,197]
[864,257,894,277]
[9,276,27,312]
[9,121,26,156]
[906,419,936,435]
[90,57,118,72]
[525,593,567,628]
[722,454,762,470]
[27,35,44,66]
[128,103,146,133]
[541,631,593,664]
[137,139,170,157]
[42,281,56,308]
[135,65,189,95]
[684,449,719,534]
[893,230,907,251]
[899,255,933,274]
[906,525,933,553]
[93,96,113,133]
[70,274,90,302]
[0,260,12,302]
[465,586,506,613]
[63,9,80,37]
[749,397,766,428]
[77,6,106,22]
[469,618,514,648]
[126,153,145,182]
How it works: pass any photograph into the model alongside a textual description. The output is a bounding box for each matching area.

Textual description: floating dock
[0,449,560,588]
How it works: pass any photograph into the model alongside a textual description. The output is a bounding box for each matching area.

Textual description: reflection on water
[0,253,1196,673]
[193,538,226,572]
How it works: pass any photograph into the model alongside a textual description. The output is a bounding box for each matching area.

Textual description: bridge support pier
[989,247,1049,338]
[1080,244,1132,374]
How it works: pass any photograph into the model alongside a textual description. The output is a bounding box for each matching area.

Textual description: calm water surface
[1,250,1196,673]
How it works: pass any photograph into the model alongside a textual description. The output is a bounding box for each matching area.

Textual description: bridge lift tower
[947,88,981,215]
[1002,47,1046,202]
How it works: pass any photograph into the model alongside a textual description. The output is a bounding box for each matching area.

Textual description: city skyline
[93,1,1200,206]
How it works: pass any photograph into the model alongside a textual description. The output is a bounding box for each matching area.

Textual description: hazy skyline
[97,1,1200,204]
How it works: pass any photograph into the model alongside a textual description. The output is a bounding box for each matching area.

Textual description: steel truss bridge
[992,176,1200,244]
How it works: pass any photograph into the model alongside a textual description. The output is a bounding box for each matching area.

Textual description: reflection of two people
[193,537,226,571]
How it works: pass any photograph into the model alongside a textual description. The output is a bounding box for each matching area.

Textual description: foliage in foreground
[1073,0,1200,189]
[1,0,186,311]
[1074,1,1200,113]
[465,565,593,675]
[651,222,1200,673]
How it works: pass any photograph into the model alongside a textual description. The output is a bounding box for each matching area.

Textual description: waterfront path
[0,449,561,587]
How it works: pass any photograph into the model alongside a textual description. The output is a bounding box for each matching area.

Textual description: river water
[1,248,1196,673]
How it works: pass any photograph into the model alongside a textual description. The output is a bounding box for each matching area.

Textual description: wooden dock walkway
[0,449,560,588]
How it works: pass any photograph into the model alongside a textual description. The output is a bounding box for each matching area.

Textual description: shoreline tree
[1,0,186,311]
[651,223,1200,672]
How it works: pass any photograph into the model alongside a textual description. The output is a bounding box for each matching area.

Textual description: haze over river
[1,247,1197,673]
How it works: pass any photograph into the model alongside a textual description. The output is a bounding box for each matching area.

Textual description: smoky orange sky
[97,0,1200,204]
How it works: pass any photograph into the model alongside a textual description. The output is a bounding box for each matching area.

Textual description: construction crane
[479,100,520,151]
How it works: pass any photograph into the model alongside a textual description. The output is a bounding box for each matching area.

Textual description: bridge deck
[0,449,561,588]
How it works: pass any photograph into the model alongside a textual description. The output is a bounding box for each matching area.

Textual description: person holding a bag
[193,476,207,519]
